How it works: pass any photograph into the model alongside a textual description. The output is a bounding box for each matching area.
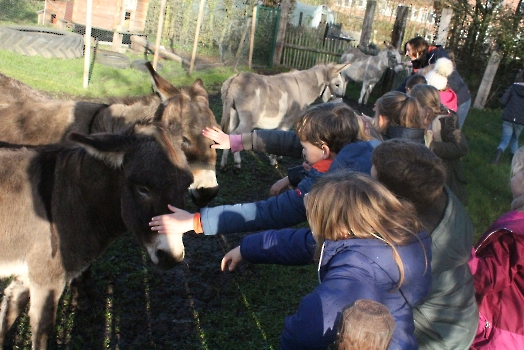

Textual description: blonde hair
[374,91,425,132]
[306,171,424,288]
[511,146,524,176]
[295,102,371,153]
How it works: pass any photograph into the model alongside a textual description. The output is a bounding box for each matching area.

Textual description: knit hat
[425,57,454,91]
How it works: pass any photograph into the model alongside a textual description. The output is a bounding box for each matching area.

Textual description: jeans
[497,121,524,154]
[457,98,471,130]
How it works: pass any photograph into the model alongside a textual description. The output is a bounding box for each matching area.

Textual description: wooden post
[248,6,258,69]
[273,0,291,66]
[153,0,167,71]
[83,0,93,89]
[435,8,453,47]
[189,0,206,74]
[474,50,501,109]
[360,1,376,47]
[112,0,125,52]
[391,6,410,50]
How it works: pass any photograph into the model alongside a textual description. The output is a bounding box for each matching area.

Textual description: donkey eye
[136,185,151,198]
[182,136,191,146]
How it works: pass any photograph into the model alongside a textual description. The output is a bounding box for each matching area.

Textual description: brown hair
[306,171,423,288]
[406,74,427,93]
[404,36,429,59]
[409,84,448,126]
[374,91,425,132]
[295,102,370,153]
[372,139,446,211]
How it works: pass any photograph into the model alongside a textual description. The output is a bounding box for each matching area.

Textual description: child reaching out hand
[221,171,432,350]
[150,102,376,237]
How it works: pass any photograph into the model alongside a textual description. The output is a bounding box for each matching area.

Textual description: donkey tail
[220,74,239,133]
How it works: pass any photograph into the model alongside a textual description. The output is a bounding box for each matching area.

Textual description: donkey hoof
[233,167,241,175]
[219,166,228,173]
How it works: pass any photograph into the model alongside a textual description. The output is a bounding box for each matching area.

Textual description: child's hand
[270,176,291,196]
[149,204,194,234]
[302,161,311,171]
[221,246,243,271]
[202,126,230,149]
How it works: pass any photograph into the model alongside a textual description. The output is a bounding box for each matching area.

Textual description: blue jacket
[200,141,376,235]
[240,228,432,350]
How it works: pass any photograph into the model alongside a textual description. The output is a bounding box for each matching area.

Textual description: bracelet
[193,212,203,234]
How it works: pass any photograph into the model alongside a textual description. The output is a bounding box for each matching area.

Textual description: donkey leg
[358,83,367,105]
[232,151,242,174]
[28,281,65,350]
[219,149,230,172]
[0,276,30,346]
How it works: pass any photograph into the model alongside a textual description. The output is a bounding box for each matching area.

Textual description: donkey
[0,121,194,350]
[340,44,403,105]
[0,63,219,207]
[220,62,349,171]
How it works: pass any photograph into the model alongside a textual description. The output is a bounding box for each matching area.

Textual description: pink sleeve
[468,246,478,275]
[230,134,244,153]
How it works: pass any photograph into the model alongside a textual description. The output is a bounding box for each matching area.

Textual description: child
[424,57,458,113]
[372,139,478,350]
[336,299,395,350]
[405,73,427,94]
[221,171,432,350]
[410,83,468,204]
[468,146,524,349]
[492,69,524,164]
[372,91,426,143]
[150,102,376,236]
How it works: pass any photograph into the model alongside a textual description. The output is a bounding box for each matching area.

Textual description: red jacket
[468,210,524,349]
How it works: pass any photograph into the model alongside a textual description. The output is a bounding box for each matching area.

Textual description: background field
[0,51,514,349]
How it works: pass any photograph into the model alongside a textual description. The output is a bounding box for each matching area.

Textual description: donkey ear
[336,63,351,74]
[145,62,181,102]
[68,132,126,168]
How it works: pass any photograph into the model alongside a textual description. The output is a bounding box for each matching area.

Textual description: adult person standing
[372,139,478,350]
[398,36,471,129]
[492,69,524,164]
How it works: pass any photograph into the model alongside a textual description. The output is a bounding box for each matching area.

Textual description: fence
[281,24,356,70]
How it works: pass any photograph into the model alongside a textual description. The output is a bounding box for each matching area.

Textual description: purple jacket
[469,211,524,349]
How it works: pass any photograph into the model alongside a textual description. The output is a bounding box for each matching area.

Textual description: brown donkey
[0,121,194,349]
[0,63,219,207]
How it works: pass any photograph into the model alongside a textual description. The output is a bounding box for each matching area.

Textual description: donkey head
[69,122,194,269]
[385,45,404,73]
[322,63,352,102]
[146,63,220,207]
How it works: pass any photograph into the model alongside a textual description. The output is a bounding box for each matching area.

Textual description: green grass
[0,49,235,99]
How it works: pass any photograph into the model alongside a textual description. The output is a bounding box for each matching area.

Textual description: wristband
[193,212,203,234]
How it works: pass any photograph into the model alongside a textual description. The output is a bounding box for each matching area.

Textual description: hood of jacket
[319,231,432,304]
[511,82,524,98]
[384,125,425,144]
[475,210,524,253]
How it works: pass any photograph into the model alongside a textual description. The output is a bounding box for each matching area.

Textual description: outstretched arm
[149,204,196,235]
[202,126,231,149]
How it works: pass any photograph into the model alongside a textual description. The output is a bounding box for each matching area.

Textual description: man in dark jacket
[492,69,524,164]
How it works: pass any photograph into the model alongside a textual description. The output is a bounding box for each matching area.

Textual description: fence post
[273,0,291,66]
[474,49,501,109]
[189,0,206,74]
[391,6,410,50]
[153,0,167,71]
[360,1,376,46]
[248,6,258,69]
[435,8,453,47]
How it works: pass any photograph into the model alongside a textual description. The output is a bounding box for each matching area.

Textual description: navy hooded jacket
[240,228,432,350]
